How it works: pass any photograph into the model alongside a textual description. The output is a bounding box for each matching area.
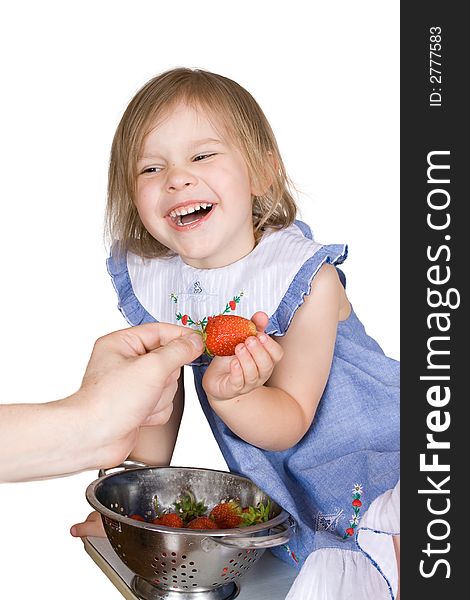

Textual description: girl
[74,68,400,599]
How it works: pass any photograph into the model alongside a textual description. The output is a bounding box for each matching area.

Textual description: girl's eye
[193,153,216,162]
[141,166,162,174]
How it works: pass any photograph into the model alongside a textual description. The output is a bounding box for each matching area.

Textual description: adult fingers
[142,332,203,378]
[142,402,174,426]
[95,323,202,358]
[133,323,204,351]
[141,378,179,426]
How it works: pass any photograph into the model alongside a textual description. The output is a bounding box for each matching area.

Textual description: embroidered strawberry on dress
[343,483,364,539]
[282,543,300,565]
[173,292,244,330]
[221,292,244,314]
[175,313,207,328]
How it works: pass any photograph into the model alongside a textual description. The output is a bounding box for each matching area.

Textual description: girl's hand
[202,312,284,401]
[70,511,106,538]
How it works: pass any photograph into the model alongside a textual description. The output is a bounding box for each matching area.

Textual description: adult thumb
[146,332,203,377]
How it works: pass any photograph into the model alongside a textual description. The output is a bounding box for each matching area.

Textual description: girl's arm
[204,264,347,451]
[128,370,185,466]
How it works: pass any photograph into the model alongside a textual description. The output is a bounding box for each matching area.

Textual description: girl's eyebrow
[190,137,224,147]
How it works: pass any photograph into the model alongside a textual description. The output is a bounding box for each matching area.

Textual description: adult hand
[0,322,203,482]
[80,322,204,469]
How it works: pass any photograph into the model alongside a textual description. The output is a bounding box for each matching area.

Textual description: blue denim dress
[107,221,400,593]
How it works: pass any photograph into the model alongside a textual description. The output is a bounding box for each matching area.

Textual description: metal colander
[86,466,292,599]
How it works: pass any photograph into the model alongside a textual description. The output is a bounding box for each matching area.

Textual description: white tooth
[193,204,201,211]
[186,206,195,214]
[170,210,177,218]
[200,203,207,209]
[207,203,212,207]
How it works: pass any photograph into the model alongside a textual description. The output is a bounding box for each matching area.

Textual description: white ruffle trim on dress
[285,481,400,600]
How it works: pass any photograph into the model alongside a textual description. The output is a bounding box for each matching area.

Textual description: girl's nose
[165,166,197,192]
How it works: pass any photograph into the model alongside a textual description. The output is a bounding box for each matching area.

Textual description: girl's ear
[250,151,278,196]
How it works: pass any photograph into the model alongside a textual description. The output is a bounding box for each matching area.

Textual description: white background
[0,1,399,598]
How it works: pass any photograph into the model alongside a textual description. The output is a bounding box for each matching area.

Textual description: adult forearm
[0,398,102,482]
[207,386,309,451]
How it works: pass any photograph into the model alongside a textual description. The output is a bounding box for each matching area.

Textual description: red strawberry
[209,501,243,529]
[186,516,218,530]
[229,300,237,311]
[152,513,184,528]
[181,314,189,326]
[204,315,257,356]
[129,514,145,522]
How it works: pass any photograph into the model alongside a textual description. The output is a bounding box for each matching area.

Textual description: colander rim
[85,465,291,537]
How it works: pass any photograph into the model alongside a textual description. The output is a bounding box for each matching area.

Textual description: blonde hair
[106,67,298,257]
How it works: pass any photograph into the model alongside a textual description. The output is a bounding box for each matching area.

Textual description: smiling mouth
[168,202,214,227]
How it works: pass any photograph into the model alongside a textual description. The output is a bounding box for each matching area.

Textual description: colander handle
[98,460,149,478]
[213,521,292,549]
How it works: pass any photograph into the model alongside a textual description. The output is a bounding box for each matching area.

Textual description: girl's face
[135,102,256,268]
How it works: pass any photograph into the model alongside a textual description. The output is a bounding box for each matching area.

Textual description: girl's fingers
[70,511,105,538]
[258,333,284,362]
[250,311,269,332]
[242,335,283,380]
[204,335,283,400]
[235,342,260,385]
[243,337,271,379]
[229,358,245,390]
